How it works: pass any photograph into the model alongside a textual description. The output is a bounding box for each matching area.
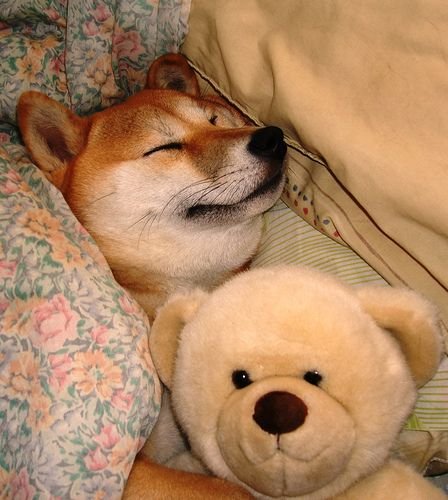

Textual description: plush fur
[144,266,445,499]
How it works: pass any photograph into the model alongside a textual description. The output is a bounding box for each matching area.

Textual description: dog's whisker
[199,182,232,206]
[128,209,155,230]
[209,179,240,206]
[137,212,159,248]
[165,177,231,217]
[137,181,221,241]
[228,179,245,202]
[85,191,116,208]
[194,176,242,207]
[162,169,240,213]
[182,181,228,207]
[131,168,249,242]
[160,178,215,215]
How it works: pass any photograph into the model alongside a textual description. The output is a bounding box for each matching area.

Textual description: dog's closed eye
[209,115,218,126]
[143,142,183,157]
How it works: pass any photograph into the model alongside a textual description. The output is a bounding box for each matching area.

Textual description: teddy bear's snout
[253,391,308,435]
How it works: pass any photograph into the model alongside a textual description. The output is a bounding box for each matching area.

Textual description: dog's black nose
[253,391,307,435]
[247,126,287,161]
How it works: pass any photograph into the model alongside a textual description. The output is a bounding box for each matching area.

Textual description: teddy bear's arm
[339,459,446,499]
[142,391,188,464]
[166,451,209,474]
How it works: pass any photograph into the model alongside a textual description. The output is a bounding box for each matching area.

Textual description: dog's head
[17,54,286,234]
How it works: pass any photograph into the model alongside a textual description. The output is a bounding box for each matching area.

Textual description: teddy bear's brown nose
[253,391,308,435]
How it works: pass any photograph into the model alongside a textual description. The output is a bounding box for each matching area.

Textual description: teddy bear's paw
[166,451,208,475]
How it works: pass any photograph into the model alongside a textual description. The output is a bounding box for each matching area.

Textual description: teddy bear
[142,265,446,499]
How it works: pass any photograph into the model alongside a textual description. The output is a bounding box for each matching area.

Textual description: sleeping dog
[17,54,286,497]
[18,54,286,323]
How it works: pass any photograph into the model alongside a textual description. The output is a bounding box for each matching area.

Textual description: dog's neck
[87,216,263,322]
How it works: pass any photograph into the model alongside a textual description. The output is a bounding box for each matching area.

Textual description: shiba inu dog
[18,54,286,323]
[17,54,285,497]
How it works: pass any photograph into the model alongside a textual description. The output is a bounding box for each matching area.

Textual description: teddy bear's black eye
[232,370,253,389]
[304,370,323,386]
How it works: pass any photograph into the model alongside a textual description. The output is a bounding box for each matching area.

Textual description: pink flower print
[48,353,72,391]
[0,298,9,314]
[84,447,108,471]
[83,20,99,37]
[113,31,144,60]
[31,294,79,351]
[95,424,120,449]
[0,168,23,194]
[10,468,36,500]
[7,169,20,182]
[109,436,137,473]
[50,53,65,74]
[0,132,11,144]
[93,4,112,22]
[0,180,20,195]
[0,260,16,279]
[91,325,108,345]
[44,7,62,22]
[119,294,139,314]
[111,389,133,411]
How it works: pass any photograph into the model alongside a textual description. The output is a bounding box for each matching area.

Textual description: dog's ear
[17,91,90,191]
[150,289,208,388]
[146,53,200,96]
[355,286,444,388]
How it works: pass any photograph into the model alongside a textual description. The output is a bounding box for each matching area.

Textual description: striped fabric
[253,201,386,287]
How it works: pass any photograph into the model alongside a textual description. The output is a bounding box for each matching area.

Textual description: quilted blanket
[0,0,189,497]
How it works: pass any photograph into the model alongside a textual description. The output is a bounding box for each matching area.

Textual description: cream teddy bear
[143,266,445,499]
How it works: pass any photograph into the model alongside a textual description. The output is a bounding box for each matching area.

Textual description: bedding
[0,0,190,497]
[0,142,159,498]
[182,0,448,477]
[1,0,447,496]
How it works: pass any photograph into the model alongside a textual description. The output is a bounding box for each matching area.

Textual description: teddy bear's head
[150,266,442,498]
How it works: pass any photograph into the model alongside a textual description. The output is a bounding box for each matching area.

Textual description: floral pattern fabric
[0,143,161,499]
[0,0,190,497]
[0,0,190,124]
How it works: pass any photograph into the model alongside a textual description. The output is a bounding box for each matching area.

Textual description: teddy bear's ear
[150,289,208,388]
[355,286,444,387]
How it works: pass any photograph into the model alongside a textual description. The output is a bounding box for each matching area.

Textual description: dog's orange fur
[17,53,286,497]
[124,454,253,499]
[18,54,286,323]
